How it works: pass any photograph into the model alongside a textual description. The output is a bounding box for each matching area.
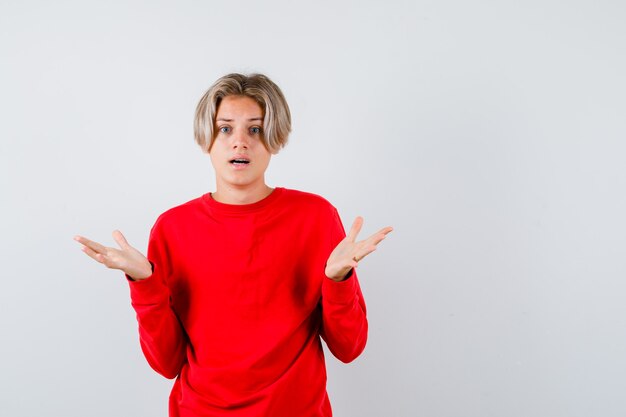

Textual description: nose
[232,130,250,149]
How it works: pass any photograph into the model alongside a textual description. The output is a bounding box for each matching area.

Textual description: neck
[211,182,273,205]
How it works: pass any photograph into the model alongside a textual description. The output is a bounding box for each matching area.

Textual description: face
[209,95,272,193]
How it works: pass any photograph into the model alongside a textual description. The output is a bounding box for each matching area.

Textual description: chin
[226,177,257,187]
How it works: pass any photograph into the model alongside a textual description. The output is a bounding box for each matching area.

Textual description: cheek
[207,147,222,166]
[260,154,272,169]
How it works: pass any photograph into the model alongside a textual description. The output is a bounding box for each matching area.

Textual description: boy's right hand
[74,230,152,281]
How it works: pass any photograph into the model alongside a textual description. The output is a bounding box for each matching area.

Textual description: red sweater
[128,188,368,416]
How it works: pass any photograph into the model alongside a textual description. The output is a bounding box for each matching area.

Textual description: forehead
[216,95,263,120]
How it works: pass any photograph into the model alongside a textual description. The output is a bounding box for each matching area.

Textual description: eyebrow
[216,117,263,122]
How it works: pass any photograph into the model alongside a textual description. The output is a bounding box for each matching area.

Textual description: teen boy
[75,73,392,416]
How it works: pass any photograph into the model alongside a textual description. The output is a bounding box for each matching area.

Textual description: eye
[250,126,262,135]
[219,126,231,134]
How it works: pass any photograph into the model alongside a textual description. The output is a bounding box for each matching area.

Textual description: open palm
[74,230,152,280]
[325,217,393,281]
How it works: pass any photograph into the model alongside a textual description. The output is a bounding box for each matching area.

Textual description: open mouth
[230,158,250,166]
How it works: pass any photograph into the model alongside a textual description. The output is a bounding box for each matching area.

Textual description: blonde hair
[194,73,291,153]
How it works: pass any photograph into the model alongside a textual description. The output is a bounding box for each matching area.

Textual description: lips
[229,156,250,165]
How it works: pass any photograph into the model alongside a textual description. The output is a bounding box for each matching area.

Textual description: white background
[1,1,625,416]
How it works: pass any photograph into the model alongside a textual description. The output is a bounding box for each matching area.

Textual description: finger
[381,226,394,235]
[112,230,130,250]
[371,230,392,246]
[351,247,374,264]
[347,216,364,242]
[354,227,393,261]
[74,235,107,254]
[357,227,391,249]
[80,244,105,264]
[372,226,393,239]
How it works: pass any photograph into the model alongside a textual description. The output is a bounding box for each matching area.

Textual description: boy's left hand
[325,217,393,282]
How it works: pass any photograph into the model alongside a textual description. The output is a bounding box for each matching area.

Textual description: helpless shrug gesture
[75,73,392,417]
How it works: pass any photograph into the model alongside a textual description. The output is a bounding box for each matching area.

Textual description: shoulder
[151,195,205,231]
[279,188,345,240]
[280,188,337,213]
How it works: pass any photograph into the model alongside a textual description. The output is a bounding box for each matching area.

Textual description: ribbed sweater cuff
[127,269,168,305]
[322,274,358,304]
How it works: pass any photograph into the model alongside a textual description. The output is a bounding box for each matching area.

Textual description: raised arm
[74,229,187,379]
[320,212,392,363]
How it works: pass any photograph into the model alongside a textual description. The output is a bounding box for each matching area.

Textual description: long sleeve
[319,208,368,363]
[123,188,368,416]
[128,220,187,379]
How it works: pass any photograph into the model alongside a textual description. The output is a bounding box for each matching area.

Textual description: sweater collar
[202,187,284,215]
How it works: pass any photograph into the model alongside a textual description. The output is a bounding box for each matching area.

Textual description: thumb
[347,216,364,242]
[112,230,130,250]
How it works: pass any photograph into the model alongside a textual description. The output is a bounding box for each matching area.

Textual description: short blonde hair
[194,73,291,153]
